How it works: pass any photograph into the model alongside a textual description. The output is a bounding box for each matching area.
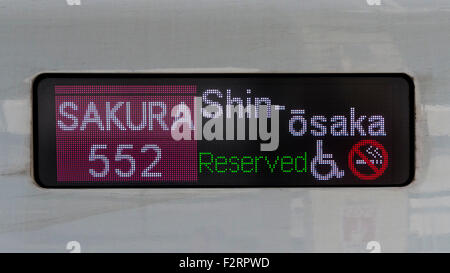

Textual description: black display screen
[33,73,414,187]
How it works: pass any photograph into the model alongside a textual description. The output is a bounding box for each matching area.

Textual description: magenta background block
[55,86,197,183]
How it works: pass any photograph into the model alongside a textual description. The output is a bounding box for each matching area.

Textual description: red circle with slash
[348,140,389,180]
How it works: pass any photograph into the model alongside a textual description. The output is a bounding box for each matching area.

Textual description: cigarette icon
[356,146,383,165]
[356,159,383,165]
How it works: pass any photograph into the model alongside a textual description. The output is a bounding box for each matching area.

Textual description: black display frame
[32,73,415,188]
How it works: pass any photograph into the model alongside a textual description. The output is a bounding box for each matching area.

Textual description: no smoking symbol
[348,140,388,180]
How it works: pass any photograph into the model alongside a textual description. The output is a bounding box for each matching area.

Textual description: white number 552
[88,144,161,178]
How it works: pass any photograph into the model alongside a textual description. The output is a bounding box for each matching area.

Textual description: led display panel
[33,74,414,187]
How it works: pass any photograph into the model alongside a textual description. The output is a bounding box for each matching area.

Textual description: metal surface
[0,0,449,252]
